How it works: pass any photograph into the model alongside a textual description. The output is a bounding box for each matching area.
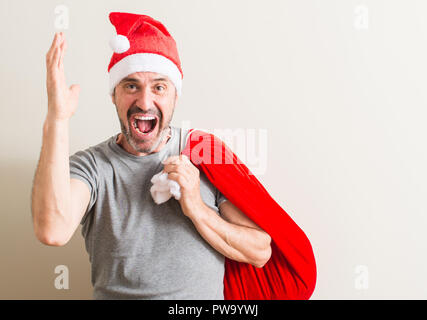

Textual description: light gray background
[1,0,426,299]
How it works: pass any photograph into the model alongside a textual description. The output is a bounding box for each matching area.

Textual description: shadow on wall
[0,159,92,299]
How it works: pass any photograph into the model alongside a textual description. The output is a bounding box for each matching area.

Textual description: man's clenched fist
[162,154,204,218]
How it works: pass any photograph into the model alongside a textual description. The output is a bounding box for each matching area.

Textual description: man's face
[111,72,177,155]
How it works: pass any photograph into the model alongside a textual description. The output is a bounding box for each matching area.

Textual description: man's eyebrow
[119,77,139,84]
[152,77,168,82]
[119,77,169,84]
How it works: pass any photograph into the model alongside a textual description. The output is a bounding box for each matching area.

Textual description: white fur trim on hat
[109,53,182,96]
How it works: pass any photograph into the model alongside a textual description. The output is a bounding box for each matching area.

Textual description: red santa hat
[107,12,183,96]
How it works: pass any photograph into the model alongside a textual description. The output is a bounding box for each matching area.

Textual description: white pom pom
[109,34,130,54]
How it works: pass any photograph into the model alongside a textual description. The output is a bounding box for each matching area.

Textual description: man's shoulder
[70,135,116,164]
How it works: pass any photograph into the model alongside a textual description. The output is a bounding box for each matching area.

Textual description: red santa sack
[181,129,317,300]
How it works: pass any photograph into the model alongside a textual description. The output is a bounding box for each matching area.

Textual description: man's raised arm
[31,32,88,246]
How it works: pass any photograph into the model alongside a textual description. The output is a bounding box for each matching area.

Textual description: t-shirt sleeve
[69,149,98,225]
[215,188,228,208]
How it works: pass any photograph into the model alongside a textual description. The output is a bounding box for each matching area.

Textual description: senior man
[31,12,271,300]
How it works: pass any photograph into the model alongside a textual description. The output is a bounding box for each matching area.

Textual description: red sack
[181,129,317,300]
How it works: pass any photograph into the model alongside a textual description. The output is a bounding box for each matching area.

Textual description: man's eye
[126,84,137,90]
[155,85,165,91]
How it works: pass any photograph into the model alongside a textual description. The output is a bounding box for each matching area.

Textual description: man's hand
[162,154,204,217]
[46,32,80,122]
[162,154,271,267]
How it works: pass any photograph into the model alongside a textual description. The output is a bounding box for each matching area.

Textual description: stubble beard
[117,106,175,155]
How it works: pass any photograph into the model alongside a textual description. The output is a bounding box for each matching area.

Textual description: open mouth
[131,115,158,136]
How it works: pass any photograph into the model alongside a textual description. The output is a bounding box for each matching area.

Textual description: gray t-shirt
[69,126,227,300]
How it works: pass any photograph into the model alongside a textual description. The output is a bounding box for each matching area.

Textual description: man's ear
[111,88,116,104]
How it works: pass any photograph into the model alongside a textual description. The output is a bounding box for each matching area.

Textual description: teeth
[135,116,155,120]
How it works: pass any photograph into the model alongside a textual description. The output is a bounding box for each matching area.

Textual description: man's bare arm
[31,32,87,246]
[187,200,272,268]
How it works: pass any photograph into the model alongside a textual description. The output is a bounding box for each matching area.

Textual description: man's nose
[135,86,154,112]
